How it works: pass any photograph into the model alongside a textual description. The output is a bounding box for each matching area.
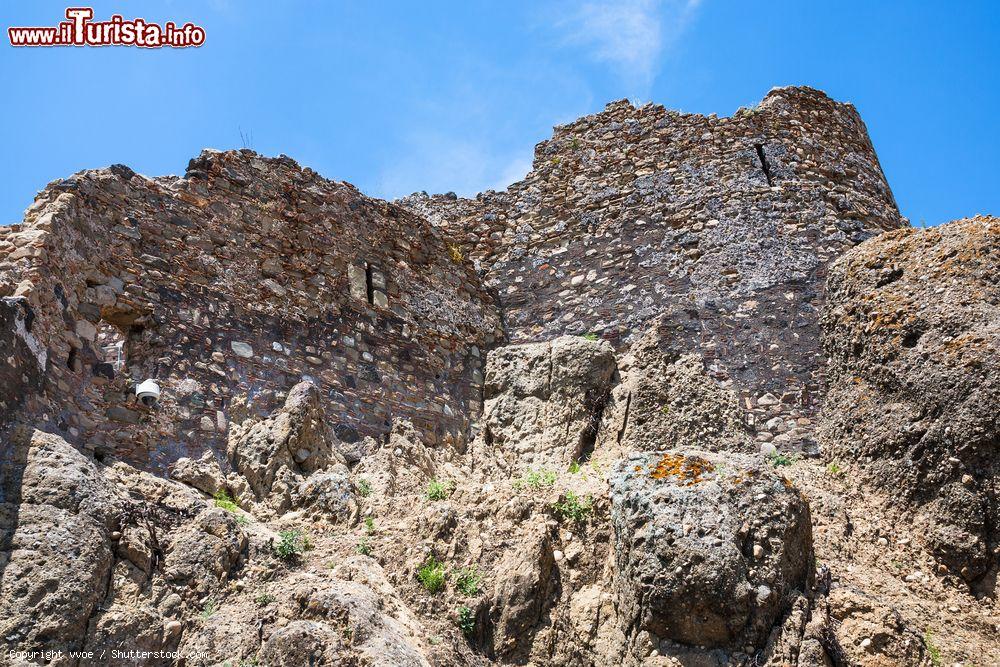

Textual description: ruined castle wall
[402,86,905,451]
[0,151,502,469]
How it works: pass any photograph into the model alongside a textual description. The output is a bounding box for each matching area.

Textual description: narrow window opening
[365,263,375,305]
[755,143,774,186]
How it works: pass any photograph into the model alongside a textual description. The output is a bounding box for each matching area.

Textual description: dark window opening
[755,143,774,186]
[365,263,375,305]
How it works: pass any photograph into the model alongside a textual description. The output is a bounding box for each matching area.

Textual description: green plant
[580,332,598,341]
[426,478,455,501]
[570,137,580,150]
[417,556,446,593]
[456,605,475,638]
[200,598,216,620]
[770,452,795,467]
[552,492,594,525]
[234,513,250,527]
[273,530,305,562]
[826,461,843,476]
[356,536,373,556]
[356,478,372,497]
[454,566,481,596]
[302,533,314,551]
[214,490,239,513]
[924,631,942,665]
[364,516,376,535]
[254,592,275,607]
[568,461,581,474]
[515,468,557,489]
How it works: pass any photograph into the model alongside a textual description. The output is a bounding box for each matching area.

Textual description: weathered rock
[609,450,813,651]
[169,450,226,495]
[598,317,754,455]
[294,470,359,523]
[259,621,348,666]
[0,429,120,657]
[162,507,247,598]
[476,336,616,472]
[227,381,346,514]
[487,520,558,659]
[820,216,1000,581]
[824,587,931,666]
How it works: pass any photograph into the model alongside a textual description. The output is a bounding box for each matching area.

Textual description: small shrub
[234,513,250,527]
[924,631,942,666]
[273,530,305,562]
[356,478,372,497]
[568,461,581,474]
[214,490,239,513]
[447,243,464,263]
[364,516,376,535]
[552,492,594,525]
[456,605,475,638]
[826,461,843,476]
[570,137,580,150]
[514,468,557,489]
[356,536,373,556]
[580,332,598,341]
[254,592,275,607]
[426,478,455,501]
[454,566,481,596]
[417,556,446,593]
[770,452,795,467]
[200,598,216,620]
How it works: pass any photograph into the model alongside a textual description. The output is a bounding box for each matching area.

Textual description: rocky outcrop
[597,318,754,456]
[168,450,226,495]
[609,450,814,653]
[475,336,616,473]
[227,380,349,515]
[0,428,121,657]
[820,216,1000,582]
[487,520,558,660]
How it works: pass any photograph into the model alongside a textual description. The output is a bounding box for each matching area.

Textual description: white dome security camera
[135,379,161,407]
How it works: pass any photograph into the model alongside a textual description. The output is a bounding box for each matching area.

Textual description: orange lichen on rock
[648,453,715,486]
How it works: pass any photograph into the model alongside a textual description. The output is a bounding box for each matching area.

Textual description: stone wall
[1,86,907,462]
[0,151,502,470]
[401,86,906,451]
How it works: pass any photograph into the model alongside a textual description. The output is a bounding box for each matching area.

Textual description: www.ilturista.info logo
[8,7,205,48]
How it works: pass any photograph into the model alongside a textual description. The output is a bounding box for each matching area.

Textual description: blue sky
[1,1,997,226]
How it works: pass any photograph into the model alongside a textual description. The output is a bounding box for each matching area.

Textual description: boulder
[169,450,226,495]
[487,520,558,659]
[162,507,247,598]
[227,381,346,513]
[0,429,120,656]
[820,216,1000,581]
[598,319,754,455]
[609,450,813,651]
[294,470,359,523]
[477,336,616,472]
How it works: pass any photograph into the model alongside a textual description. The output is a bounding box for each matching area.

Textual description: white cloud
[558,0,701,100]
